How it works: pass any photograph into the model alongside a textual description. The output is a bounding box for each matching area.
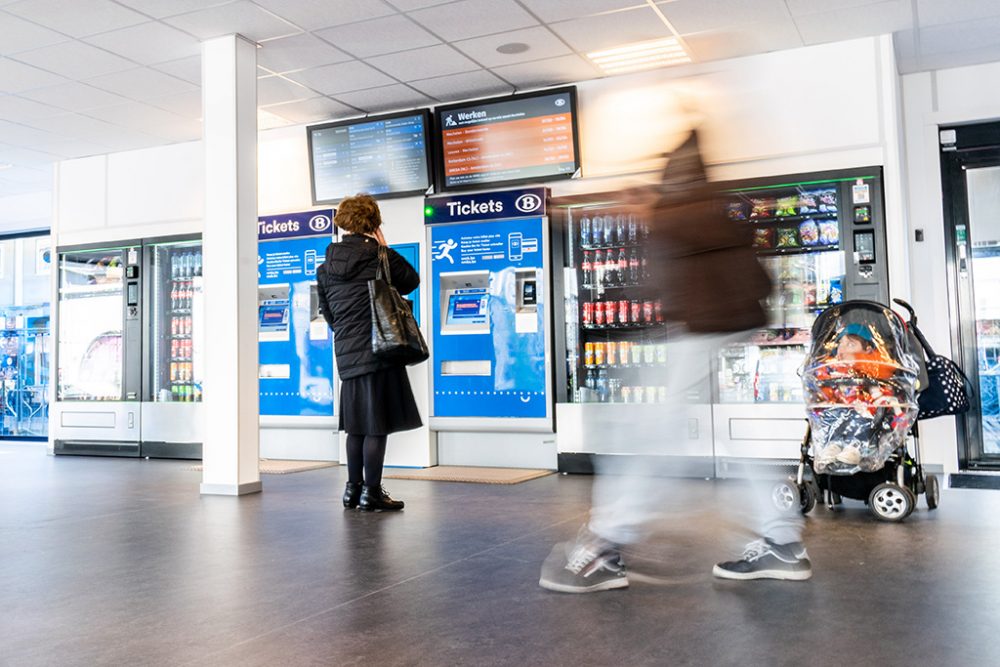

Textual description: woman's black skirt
[339,365,422,436]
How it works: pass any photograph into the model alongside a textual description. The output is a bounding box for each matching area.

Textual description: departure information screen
[435,87,579,190]
[308,110,432,203]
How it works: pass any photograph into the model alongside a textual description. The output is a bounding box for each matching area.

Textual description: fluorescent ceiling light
[587,37,691,75]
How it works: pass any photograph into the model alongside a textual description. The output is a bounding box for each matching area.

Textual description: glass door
[148,241,203,403]
[57,248,126,401]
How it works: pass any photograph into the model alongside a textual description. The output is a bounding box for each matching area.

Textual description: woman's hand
[374,228,387,246]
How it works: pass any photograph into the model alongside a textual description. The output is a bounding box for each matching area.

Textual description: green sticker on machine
[956,225,968,244]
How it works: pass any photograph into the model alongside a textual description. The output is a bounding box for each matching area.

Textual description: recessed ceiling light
[587,37,691,75]
[496,42,530,55]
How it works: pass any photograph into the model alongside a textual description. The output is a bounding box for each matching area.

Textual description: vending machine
[712,167,890,467]
[52,235,205,458]
[424,188,554,433]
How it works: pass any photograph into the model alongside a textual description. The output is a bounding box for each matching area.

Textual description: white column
[200,34,261,496]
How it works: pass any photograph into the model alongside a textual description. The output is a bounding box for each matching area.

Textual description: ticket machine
[425,188,553,432]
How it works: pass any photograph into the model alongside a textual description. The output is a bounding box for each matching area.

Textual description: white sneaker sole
[711,565,812,581]
[538,577,629,593]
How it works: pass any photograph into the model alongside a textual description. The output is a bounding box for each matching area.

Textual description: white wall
[0,192,51,235]
[899,60,1000,473]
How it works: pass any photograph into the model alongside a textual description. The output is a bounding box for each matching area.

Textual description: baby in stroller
[805,315,919,475]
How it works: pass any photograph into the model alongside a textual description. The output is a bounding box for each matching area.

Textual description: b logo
[515,193,542,213]
[309,214,331,232]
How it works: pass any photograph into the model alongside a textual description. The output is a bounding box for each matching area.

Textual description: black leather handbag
[369,246,428,366]
[912,324,973,419]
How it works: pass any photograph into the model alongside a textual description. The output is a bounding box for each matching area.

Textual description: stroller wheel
[925,474,940,510]
[868,483,915,522]
[772,479,812,515]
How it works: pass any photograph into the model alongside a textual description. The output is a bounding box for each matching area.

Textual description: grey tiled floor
[2,442,998,666]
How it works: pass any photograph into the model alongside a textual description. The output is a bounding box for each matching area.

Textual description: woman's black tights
[345,434,389,488]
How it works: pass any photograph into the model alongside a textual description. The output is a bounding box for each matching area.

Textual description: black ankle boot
[343,482,362,509]
[359,485,404,512]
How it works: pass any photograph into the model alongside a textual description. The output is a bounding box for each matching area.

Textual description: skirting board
[200,481,263,496]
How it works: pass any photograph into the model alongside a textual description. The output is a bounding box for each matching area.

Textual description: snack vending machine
[52,235,204,458]
[712,168,890,466]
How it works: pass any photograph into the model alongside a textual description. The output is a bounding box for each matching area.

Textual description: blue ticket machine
[425,188,552,432]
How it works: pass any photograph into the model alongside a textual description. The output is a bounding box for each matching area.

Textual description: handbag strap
[909,322,937,358]
[375,245,392,286]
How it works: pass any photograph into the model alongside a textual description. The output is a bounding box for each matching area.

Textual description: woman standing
[316,194,421,512]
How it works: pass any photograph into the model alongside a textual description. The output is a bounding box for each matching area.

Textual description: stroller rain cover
[802,302,921,475]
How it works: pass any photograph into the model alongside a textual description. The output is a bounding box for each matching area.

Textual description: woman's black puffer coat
[316,234,420,380]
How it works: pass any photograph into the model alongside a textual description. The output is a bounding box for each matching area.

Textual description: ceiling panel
[257,74,315,105]
[11,41,137,80]
[258,33,352,73]
[367,44,479,80]
[162,0,301,41]
[84,21,201,66]
[24,113,164,151]
[409,0,538,41]
[452,26,571,67]
[0,12,71,56]
[657,0,792,33]
[86,67,197,100]
[3,0,147,38]
[314,14,440,59]
[19,137,109,159]
[785,0,891,15]
[409,69,513,100]
[489,54,601,89]
[152,56,202,85]
[81,101,191,135]
[332,83,433,113]
[252,0,397,30]
[0,57,68,94]
[146,90,203,118]
[548,6,672,54]
[0,138,61,164]
[683,17,804,62]
[263,96,359,124]
[918,15,1000,55]
[0,119,69,148]
[916,0,1000,27]
[111,0,237,19]
[283,60,396,95]
[0,94,66,123]
[0,165,52,186]
[18,81,134,112]
[384,0,455,9]
[793,0,913,45]
[516,0,647,23]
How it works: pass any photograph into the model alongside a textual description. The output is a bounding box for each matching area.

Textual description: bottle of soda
[585,368,596,390]
[596,369,610,403]
[581,251,592,286]
[593,250,604,286]
[628,214,637,243]
[580,215,591,247]
[615,214,626,245]
[629,248,640,284]
[607,251,619,286]
[603,215,615,246]
[617,248,627,282]
[194,251,202,277]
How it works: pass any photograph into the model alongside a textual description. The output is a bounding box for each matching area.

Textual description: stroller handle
[892,298,917,326]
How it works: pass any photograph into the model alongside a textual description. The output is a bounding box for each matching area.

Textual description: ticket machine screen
[446,289,488,326]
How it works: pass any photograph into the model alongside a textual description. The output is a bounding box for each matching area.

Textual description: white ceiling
[1,0,999,200]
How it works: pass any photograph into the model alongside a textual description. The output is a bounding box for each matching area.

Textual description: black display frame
[432,85,581,193]
[306,108,434,205]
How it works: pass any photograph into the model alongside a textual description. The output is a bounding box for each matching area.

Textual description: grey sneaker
[539,538,629,594]
[713,538,812,581]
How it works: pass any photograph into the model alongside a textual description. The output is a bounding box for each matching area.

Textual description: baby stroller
[774,299,941,522]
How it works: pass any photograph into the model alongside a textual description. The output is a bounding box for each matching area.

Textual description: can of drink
[633,386,644,403]
[630,300,641,323]
[604,301,616,326]
[621,385,632,403]
[656,344,667,364]
[657,386,667,403]
[594,301,605,326]
[582,301,593,326]
[584,342,595,366]
[617,299,629,325]
[170,339,177,359]
[631,342,643,365]
[606,341,617,367]
[186,316,192,335]
[646,386,657,403]
[170,362,177,382]
[644,344,655,364]
[654,299,663,323]
[618,341,629,365]
[171,317,178,336]
[594,342,605,366]
[643,300,654,323]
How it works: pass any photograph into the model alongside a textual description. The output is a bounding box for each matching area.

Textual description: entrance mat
[383,466,553,485]
[950,473,1000,490]
[186,460,336,475]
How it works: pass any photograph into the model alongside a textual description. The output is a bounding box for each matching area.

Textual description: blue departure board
[308,109,432,204]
